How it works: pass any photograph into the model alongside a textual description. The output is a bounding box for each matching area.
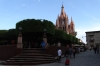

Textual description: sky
[0,0,100,43]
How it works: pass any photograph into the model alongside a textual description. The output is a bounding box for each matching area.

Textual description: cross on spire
[62,2,64,8]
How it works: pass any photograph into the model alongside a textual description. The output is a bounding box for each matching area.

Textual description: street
[36,50,100,66]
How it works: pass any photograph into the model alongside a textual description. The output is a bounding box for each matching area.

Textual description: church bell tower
[56,4,77,36]
[56,4,69,34]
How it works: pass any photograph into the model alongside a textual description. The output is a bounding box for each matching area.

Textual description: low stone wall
[0,45,22,60]
[45,46,66,57]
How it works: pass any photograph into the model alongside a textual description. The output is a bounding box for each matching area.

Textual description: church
[55,4,77,36]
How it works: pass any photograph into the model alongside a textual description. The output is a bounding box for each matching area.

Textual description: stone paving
[35,50,100,66]
[0,50,100,66]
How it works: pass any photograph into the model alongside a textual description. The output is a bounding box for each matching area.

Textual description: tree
[16,19,55,35]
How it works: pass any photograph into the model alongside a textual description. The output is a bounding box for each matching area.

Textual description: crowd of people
[57,45,81,63]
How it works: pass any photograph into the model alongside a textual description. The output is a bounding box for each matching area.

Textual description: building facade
[86,31,100,48]
[55,4,77,36]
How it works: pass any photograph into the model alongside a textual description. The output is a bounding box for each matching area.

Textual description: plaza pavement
[0,50,100,66]
[36,50,100,66]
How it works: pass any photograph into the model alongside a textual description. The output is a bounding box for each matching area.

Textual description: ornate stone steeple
[69,17,77,36]
[55,4,77,36]
[59,4,66,19]
[61,4,64,14]
[56,4,69,33]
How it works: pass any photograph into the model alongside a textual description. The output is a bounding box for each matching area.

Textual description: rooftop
[85,30,100,33]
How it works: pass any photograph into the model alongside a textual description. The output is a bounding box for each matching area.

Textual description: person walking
[73,48,76,58]
[64,45,69,57]
[57,47,62,63]
[41,40,46,52]
[94,46,97,54]
[97,47,99,54]
[69,47,72,58]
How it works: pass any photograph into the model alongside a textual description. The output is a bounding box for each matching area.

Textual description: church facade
[55,4,77,36]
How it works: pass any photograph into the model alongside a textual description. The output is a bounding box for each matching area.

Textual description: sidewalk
[35,50,100,66]
[0,50,100,66]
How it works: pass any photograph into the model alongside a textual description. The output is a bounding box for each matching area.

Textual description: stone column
[17,33,22,48]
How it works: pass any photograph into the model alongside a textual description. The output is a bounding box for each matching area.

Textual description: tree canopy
[0,18,79,45]
[16,19,55,35]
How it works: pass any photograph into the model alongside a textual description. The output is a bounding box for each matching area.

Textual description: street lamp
[43,28,46,37]
[17,26,23,48]
[82,36,86,38]
[43,28,48,48]
[44,28,46,32]
[19,26,22,33]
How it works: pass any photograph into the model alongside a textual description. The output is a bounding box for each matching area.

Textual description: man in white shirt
[58,47,62,63]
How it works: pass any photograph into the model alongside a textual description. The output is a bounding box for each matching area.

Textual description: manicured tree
[16,19,55,35]
[71,36,76,44]
[0,30,8,40]
[0,30,8,45]
[7,29,17,40]
[16,19,55,44]
[54,29,65,43]
[75,37,79,44]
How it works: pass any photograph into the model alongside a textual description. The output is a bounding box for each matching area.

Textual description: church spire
[61,2,65,14]
[70,17,74,26]
[71,17,73,22]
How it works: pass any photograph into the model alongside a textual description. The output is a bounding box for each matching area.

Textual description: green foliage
[54,29,78,44]
[0,30,8,40]
[0,18,79,45]
[7,29,17,40]
[54,29,65,39]
[16,19,55,35]
[0,29,17,40]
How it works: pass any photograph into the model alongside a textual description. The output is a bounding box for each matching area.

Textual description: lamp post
[43,28,48,48]
[82,36,86,38]
[19,26,22,33]
[17,26,23,49]
[43,28,47,38]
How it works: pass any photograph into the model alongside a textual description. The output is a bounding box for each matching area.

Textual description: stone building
[86,31,100,48]
[55,4,77,36]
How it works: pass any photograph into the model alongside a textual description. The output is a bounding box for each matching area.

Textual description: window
[62,21,64,25]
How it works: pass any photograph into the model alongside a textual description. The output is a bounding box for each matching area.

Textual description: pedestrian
[78,47,80,53]
[41,40,46,52]
[94,46,97,54]
[97,47,99,54]
[64,45,69,57]
[73,48,76,58]
[69,47,72,58]
[89,47,91,51]
[57,47,62,63]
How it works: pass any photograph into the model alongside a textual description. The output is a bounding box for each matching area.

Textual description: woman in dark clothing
[94,47,97,54]
[65,45,69,57]
[97,47,99,54]
[73,48,76,58]
[65,49,69,57]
